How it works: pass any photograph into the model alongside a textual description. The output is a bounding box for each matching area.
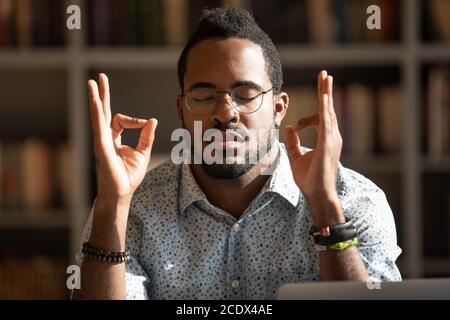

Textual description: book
[111,0,125,45]
[0,141,2,210]
[0,0,14,47]
[15,0,32,47]
[364,0,399,43]
[221,0,251,8]
[32,0,50,46]
[334,0,351,43]
[346,84,375,156]
[164,0,188,46]
[0,256,66,299]
[427,67,449,157]
[137,0,165,46]
[448,188,450,256]
[0,0,65,47]
[306,0,336,45]
[251,0,308,44]
[378,86,402,154]
[90,0,112,46]
[348,0,367,43]
[429,0,450,42]
[1,143,20,210]
[20,139,53,211]
[0,140,75,212]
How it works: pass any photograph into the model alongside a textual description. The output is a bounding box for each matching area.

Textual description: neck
[190,143,280,219]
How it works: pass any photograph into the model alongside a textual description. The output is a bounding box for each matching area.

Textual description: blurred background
[0,0,449,299]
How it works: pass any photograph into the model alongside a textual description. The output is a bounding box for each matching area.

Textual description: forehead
[184,37,270,88]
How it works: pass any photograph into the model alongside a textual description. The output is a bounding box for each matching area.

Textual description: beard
[199,122,277,180]
[201,148,254,179]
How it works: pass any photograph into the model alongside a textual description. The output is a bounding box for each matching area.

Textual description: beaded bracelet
[82,242,130,263]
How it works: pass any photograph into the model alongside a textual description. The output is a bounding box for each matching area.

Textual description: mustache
[211,123,251,142]
[212,122,241,131]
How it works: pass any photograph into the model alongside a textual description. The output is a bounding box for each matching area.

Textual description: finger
[319,91,331,133]
[317,70,327,101]
[136,118,158,158]
[295,113,319,132]
[87,80,108,141]
[325,75,341,135]
[111,113,148,135]
[326,75,334,114]
[283,125,304,162]
[99,73,112,124]
[111,113,148,148]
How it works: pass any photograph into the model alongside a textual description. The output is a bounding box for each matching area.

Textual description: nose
[210,92,239,124]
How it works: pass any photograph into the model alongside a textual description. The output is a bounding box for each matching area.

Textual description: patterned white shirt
[80,142,402,299]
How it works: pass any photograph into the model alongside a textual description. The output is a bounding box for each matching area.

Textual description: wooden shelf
[0,49,68,68]
[279,44,404,66]
[422,157,450,172]
[419,44,450,62]
[1,43,448,68]
[0,45,406,68]
[84,47,181,69]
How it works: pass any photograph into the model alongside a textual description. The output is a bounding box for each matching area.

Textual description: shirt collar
[177,142,302,214]
[264,142,301,208]
[178,162,207,214]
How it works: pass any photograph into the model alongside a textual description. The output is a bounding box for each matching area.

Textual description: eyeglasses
[180,85,273,115]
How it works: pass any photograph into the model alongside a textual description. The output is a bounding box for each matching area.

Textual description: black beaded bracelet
[82,242,130,263]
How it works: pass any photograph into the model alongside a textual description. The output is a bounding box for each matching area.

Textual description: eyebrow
[187,80,264,91]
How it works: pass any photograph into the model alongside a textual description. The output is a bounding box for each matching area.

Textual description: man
[74,8,401,300]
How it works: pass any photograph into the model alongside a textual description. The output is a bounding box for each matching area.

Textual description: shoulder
[336,164,395,231]
[336,164,385,201]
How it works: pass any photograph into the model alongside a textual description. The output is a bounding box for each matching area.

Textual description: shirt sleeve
[339,168,403,281]
[77,199,150,300]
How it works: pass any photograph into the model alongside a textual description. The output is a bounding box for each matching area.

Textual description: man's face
[177,37,286,179]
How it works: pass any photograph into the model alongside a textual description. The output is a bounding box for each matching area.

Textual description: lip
[208,140,244,149]
[224,130,245,142]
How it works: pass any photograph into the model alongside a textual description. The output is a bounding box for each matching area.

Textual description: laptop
[276,278,450,300]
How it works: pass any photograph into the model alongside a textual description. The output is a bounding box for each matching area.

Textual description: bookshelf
[1,0,449,298]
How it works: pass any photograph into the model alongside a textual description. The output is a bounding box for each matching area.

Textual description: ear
[273,91,289,127]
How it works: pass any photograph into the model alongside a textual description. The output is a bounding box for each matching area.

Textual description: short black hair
[177,7,283,94]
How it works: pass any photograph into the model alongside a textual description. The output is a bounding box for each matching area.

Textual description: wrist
[96,193,133,207]
[306,193,345,228]
[90,196,132,251]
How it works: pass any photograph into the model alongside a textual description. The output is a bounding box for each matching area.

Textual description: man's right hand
[88,73,158,207]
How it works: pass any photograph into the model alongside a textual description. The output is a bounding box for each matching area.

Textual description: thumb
[283,125,303,162]
[136,118,158,158]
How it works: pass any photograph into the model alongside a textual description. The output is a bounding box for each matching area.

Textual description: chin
[201,162,255,180]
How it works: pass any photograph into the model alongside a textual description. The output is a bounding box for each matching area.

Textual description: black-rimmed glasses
[180,85,273,115]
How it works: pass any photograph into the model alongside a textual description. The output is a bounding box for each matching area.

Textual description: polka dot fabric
[79,143,402,299]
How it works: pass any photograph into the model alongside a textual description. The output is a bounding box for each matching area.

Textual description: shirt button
[233,224,240,232]
[231,280,240,288]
